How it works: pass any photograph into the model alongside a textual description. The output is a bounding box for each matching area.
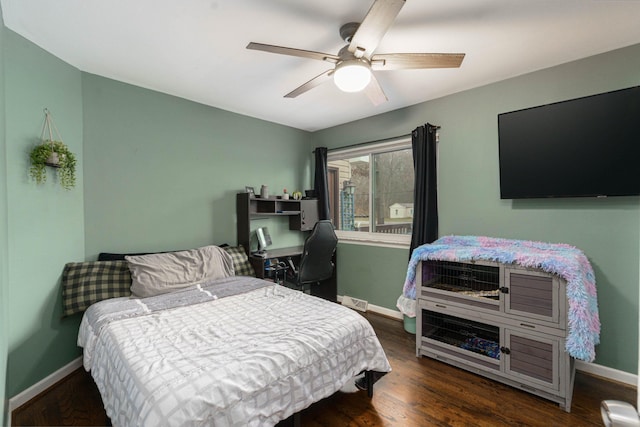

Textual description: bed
[65,245,391,427]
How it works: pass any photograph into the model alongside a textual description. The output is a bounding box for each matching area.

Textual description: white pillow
[126,245,234,298]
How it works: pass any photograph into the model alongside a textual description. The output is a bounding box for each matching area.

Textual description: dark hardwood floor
[11,312,635,426]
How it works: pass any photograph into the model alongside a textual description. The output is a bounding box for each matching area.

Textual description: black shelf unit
[236,192,319,256]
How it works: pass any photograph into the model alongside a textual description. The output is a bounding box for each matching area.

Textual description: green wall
[82,73,313,259]
[337,244,409,310]
[1,5,9,424]
[314,43,640,374]
[4,29,85,397]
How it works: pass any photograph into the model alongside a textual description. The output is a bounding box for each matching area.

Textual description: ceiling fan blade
[284,69,334,98]
[349,0,405,59]
[247,42,339,63]
[364,73,388,106]
[371,53,465,70]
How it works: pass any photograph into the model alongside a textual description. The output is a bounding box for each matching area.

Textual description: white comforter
[78,277,391,427]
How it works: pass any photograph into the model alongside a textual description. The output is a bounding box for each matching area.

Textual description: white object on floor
[601,400,640,426]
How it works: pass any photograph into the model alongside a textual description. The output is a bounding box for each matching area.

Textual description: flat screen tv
[498,86,640,199]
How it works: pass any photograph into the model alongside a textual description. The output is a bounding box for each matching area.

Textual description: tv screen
[498,86,640,199]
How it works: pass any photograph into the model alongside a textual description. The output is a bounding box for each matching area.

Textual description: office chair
[285,220,338,293]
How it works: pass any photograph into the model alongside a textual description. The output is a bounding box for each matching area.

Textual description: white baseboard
[337,295,403,320]
[575,359,637,386]
[7,356,83,424]
[339,295,637,388]
[367,302,403,320]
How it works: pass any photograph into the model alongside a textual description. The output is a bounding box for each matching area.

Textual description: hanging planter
[29,109,76,190]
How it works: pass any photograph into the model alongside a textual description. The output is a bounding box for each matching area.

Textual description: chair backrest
[297,220,338,285]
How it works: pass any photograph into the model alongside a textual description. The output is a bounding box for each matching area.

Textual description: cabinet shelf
[251,211,300,216]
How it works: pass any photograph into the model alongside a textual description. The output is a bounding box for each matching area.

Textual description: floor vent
[342,296,369,312]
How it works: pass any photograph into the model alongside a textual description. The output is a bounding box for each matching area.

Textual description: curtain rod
[312,134,410,154]
[313,124,441,153]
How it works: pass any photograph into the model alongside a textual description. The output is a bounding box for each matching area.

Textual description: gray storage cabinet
[416,259,575,412]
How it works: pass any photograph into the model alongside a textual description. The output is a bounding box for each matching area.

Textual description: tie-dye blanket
[402,235,600,362]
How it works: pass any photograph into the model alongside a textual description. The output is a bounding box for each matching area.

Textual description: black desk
[249,246,337,303]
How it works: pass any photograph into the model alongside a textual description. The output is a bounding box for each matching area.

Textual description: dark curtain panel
[409,123,439,257]
[314,147,330,220]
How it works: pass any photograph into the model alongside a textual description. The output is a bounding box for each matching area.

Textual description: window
[327,138,414,246]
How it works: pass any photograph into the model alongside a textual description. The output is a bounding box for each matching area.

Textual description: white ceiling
[2,0,640,132]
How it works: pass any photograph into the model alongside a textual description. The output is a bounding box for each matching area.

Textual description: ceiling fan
[246,0,465,105]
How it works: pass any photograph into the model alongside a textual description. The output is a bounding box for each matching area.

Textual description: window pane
[373,149,413,235]
[329,156,370,231]
[328,143,414,237]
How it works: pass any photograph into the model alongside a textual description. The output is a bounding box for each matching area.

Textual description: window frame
[327,137,413,248]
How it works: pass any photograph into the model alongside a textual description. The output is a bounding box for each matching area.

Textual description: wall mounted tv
[498,85,640,199]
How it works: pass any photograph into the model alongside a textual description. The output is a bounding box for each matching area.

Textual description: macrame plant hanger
[41,108,64,167]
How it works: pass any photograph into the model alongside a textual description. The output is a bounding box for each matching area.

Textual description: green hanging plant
[29,140,77,190]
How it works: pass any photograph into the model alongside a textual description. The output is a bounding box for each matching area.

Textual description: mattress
[78,276,391,427]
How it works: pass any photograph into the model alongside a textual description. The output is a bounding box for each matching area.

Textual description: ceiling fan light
[334,60,371,93]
